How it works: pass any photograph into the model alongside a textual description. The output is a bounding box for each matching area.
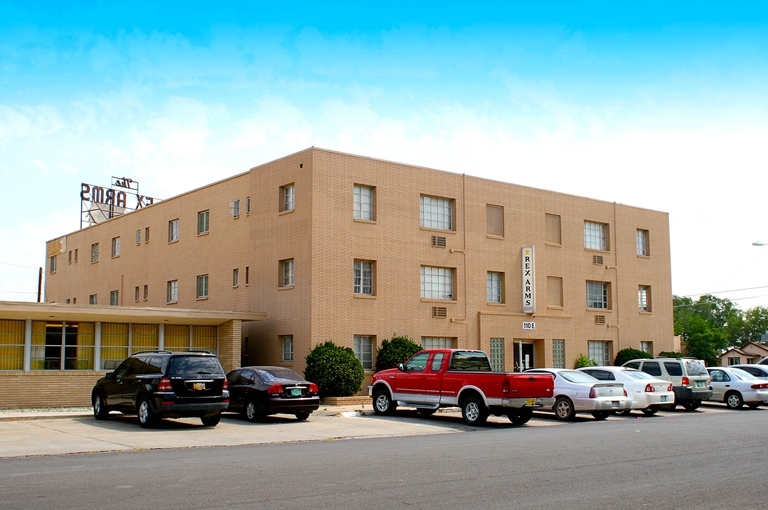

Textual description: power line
[681,285,768,298]
[0,261,40,270]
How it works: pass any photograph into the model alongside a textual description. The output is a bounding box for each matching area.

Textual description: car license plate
[525,398,537,406]
[696,381,704,387]
[611,401,620,408]
[193,382,206,391]
[661,395,668,402]
[290,388,302,397]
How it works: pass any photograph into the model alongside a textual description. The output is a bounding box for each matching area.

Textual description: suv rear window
[664,362,683,376]
[167,356,224,377]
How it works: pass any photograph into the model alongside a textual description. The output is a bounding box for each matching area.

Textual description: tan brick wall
[0,372,98,408]
[45,147,675,391]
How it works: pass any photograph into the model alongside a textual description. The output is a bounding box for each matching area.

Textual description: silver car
[526,368,632,421]
[706,366,768,409]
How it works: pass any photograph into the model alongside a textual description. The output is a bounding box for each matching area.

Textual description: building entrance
[513,341,536,372]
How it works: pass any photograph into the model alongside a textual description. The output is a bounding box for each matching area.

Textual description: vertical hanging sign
[522,246,536,314]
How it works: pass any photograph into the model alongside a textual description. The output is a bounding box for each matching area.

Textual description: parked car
[706,366,768,409]
[578,366,675,415]
[525,368,631,421]
[622,358,712,411]
[92,350,229,428]
[226,366,320,421]
[732,364,768,380]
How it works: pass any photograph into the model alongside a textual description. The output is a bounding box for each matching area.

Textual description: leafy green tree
[739,306,768,346]
[674,294,741,360]
[375,335,422,372]
[304,341,364,398]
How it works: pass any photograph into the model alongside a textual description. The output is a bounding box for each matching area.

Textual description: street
[1,405,767,509]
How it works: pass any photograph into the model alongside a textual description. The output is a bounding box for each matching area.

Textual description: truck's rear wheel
[373,388,397,416]
[461,396,488,426]
[507,407,533,425]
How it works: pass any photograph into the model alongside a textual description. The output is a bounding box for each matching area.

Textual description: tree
[375,335,422,372]
[739,306,768,346]
[673,294,741,361]
[304,341,364,398]
[614,348,653,366]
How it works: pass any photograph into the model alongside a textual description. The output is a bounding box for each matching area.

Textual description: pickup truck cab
[368,349,554,426]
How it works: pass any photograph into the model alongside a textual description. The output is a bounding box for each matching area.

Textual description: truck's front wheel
[373,388,397,416]
[461,396,488,426]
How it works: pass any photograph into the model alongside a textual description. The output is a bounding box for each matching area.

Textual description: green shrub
[375,335,422,372]
[614,348,654,366]
[658,351,684,358]
[574,353,597,369]
[304,341,364,398]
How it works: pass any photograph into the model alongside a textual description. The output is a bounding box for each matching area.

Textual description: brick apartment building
[26,147,674,400]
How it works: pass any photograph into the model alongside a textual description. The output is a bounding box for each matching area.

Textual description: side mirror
[105,372,115,380]
[398,363,405,372]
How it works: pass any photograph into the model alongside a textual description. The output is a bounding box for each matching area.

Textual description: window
[354,260,374,295]
[487,272,504,303]
[143,285,148,300]
[197,275,209,299]
[134,286,140,302]
[421,337,456,349]
[168,219,179,242]
[49,255,57,274]
[353,185,375,220]
[145,227,150,243]
[280,259,294,287]
[547,276,563,307]
[109,290,119,306]
[637,229,650,256]
[245,266,250,285]
[197,210,209,234]
[638,285,652,312]
[354,335,374,370]
[728,357,741,366]
[588,341,611,365]
[246,196,251,215]
[486,205,504,237]
[280,184,295,212]
[586,281,610,309]
[552,339,565,368]
[167,280,179,303]
[420,195,453,230]
[89,294,97,305]
[30,321,95,371]
[546,214,562,244]
[421,266,454,300]
[136,230,141,245]
[91,243,99,263]
[584,221,608,250]
[232,268,239,287]
[68,251,72,264]
[230,200,240,218]
[111,237,120,257]
[74,248,78,263]
[489,338,504,372]
[281,335,293,361]
[640,341,653,355]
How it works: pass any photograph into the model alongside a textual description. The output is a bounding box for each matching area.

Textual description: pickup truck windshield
[449,351,492,371]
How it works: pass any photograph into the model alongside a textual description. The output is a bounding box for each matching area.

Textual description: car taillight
[223,379,228,391]
[667,383,673,392]
[682,376,690,386]
[267,384,283,395]
[751,383,768,389]
[158,377,173,392]
[308,383,319,394]
[589,387,596,398]
[644,384,655,393]
[623,387,628,397]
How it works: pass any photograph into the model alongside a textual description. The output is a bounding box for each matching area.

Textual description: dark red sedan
[226,366,320,421]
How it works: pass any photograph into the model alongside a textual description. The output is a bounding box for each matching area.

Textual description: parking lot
[0,402,741,459]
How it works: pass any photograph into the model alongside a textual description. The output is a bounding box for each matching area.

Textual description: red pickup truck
[368,349,555,425]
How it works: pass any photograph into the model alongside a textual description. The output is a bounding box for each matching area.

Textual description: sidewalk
[0,404,460,458]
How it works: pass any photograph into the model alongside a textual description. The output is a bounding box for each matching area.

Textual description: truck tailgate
[506,373,555,398]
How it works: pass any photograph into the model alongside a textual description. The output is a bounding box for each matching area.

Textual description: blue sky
[2,1,768,308]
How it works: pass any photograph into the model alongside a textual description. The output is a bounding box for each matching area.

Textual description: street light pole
[753,242,766,246]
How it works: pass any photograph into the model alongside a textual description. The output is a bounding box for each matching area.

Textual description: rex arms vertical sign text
[522,246,535,314]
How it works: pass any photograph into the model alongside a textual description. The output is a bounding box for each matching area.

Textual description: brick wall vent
[431,236,447,248]
[594,315,606,325]
[432,306,448,318]
[593,255,604,265]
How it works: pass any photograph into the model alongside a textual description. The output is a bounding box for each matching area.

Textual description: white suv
[622,358,712,411]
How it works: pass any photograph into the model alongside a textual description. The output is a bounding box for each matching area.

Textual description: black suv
[91,351,229,428]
